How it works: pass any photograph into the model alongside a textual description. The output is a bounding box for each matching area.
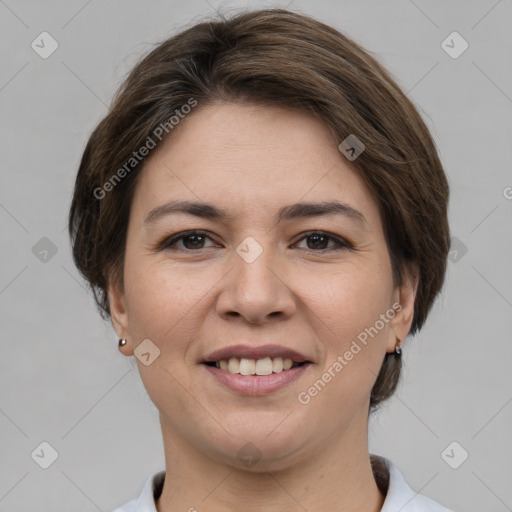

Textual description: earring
[118,338,127,348]
[394,338,402,356]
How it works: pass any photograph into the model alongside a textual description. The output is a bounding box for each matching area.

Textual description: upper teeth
[215,357,294,375]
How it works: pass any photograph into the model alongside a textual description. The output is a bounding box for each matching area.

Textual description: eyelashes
[157,230,214,251]
[155,229,353,253]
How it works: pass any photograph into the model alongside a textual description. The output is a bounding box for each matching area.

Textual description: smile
[205,356,301,375]
[200,343,313,395]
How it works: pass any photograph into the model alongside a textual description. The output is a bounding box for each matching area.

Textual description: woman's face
[109,102,416,470]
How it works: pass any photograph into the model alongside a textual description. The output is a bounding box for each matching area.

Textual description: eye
[157,230,218,251]
[293,231,351,251]
[156,230,351,253]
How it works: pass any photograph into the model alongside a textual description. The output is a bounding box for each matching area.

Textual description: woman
[68,8,453,512]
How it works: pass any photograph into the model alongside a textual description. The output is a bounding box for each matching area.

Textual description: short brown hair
[68,8,450,412]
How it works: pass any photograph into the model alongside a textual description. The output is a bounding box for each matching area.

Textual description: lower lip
[202,363,311,396]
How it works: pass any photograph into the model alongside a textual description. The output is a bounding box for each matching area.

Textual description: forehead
[130,102,380,227]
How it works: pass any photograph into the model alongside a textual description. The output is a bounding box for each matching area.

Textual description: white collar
[113,455,453,512]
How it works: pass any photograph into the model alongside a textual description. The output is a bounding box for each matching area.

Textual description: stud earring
[394,338,402,356]
[118,339,127,348]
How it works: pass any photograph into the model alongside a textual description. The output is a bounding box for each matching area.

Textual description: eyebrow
[144,200,369,228]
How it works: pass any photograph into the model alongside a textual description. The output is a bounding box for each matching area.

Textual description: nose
[215,241,296,325]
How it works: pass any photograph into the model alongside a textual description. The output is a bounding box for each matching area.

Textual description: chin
[204,424,311,473]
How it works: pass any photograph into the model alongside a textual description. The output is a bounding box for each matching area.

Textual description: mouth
[202,357,308,375]
[200,344,313,377]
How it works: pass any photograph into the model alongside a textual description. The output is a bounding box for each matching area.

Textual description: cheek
[320,257,392,332]
[122,251,196,347]
[293,272,393,429]
[122,258,206,405]
[122,254,225,378]
[314,260,393,384]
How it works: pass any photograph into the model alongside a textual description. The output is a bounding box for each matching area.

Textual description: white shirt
[113,454,454,512]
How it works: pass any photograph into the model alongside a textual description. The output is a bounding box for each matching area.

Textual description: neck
[155,410,385,512]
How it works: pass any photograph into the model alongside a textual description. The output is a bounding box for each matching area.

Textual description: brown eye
[294,231,350,251]
[158,230,217,251]
[180,233,207,249]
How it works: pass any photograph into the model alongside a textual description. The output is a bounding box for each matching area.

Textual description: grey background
[0,0,511,510]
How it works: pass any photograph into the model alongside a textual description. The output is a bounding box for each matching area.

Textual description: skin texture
[109,102,417,512]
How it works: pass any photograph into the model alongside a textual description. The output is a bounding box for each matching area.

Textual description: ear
[386,263,419,353]
[108,276,134,356]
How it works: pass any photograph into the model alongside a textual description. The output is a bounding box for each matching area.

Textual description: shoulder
[403,493,454,512]
[111,470,165,512]
[112,500,136,512]
[372,454,455,512]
